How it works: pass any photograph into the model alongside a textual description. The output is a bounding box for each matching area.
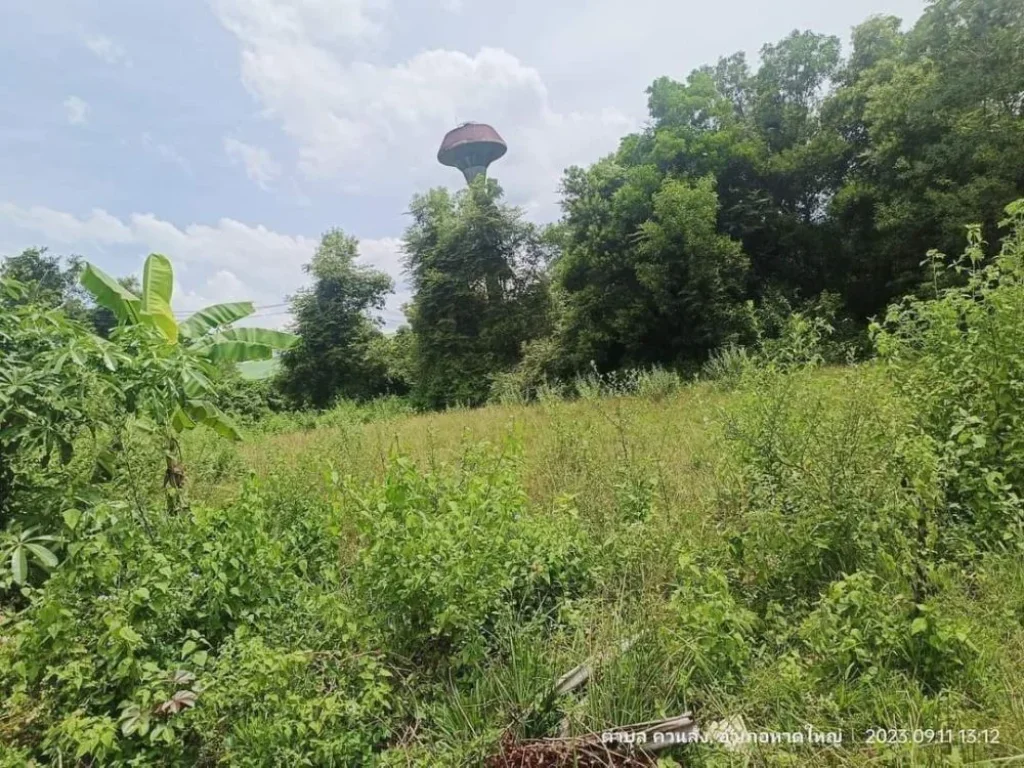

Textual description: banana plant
[81,254,297,507]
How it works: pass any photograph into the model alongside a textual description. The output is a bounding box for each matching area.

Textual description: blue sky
[0,0,926,328]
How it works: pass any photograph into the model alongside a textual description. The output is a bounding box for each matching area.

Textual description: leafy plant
[347,445,593,668]
[1,528,59,586]
[80,254,297,503]
[874,200,1024,553]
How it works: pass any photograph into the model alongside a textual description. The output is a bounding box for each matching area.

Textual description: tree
[554,0,1024,364]
[403,179,553,408]
[825,0,1024,318]
[277,230,395,408]
[0,248,87,315]
[555,165,750,371]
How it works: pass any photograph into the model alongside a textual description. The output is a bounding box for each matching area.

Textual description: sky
[0,0,927,329]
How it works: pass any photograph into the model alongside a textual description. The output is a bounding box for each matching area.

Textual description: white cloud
[224,137,281,189]
[0,201,406,328]
[64,96,90,126]
[212,0,388,47]
[84,35,130,66]
[142,133,192,175]
[211,0,635,217]
[0,203,132,244]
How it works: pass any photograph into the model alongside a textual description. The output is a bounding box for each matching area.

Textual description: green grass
[183,364,1024,765]
[6,362,1024,766]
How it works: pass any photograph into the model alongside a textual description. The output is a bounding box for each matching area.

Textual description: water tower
[437,122,507,183]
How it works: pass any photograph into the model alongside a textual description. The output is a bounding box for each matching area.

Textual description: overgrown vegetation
[3,0,1024,763]
[2,206,1024,764]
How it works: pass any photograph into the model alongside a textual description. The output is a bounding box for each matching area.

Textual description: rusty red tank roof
[437,123,507,166]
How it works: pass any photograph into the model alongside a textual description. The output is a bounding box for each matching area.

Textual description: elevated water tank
[437,122,507,183]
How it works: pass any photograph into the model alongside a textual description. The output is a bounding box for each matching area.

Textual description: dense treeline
[6,0,1023,412]
[360,0,1024,409]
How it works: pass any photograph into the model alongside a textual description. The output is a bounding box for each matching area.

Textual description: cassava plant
[0,276,124,585]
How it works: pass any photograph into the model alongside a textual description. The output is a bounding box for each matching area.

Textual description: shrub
[666,553,757,689]
[701,345,753,389]
[799,571,976,692]
[718,365,917,608]
[874,200,1024,553]
[185,635,392,766]
[348,445,593,668]
[0,482,393,765]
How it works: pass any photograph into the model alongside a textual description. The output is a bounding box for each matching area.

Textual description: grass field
[173,362,1023,765]
[6,341,1024,766]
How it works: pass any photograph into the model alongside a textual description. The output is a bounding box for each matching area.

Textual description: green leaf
[101,348,117,371]
[63,508,83,530]
[218,326,298,350]
[195,341,273,364]
[25,543,58,569]
[910,617,929,636]
[171,406,197,433]
[179,302,255,339]
[184,400,242,441]
[11,546,27,584]
[140,254,178,343]
[80,263,140,324]
[182,366,215,398]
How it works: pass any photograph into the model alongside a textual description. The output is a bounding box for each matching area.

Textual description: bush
[348,445,594,668]
[0,483,394,765]
[718,365,917,608]
[799,571,976,692]
[874,200,1024,553]
[667,553,757,688]
[701,345,754,389]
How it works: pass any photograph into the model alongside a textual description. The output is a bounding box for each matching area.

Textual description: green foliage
[81,254,296,371]
[719,363,916,607]
[79,253,296,501]
[0,247,87,317]
[1,528,59,587]
[547,0,1024,378]
[668,554,757,687]
[874,200,1024,552]
[277,229,397,408]
[403,179,553,408]
[799,571,976,691]
[0,487,393,765]
[348,446,593,667]
[555,163,751,372]
[0,276,122,528]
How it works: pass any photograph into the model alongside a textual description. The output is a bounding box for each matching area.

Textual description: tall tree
[556,0,1024,359]
[403,179,552,408]
[278,230,394,408]
[0,248,86,314]
[555,165,750,371]
[826,0,1024,317]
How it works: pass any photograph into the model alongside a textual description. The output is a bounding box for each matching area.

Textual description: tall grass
[9,211,1024,766]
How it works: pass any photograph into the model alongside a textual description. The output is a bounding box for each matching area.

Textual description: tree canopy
[277,230,396,408]
[402,179,553,408]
